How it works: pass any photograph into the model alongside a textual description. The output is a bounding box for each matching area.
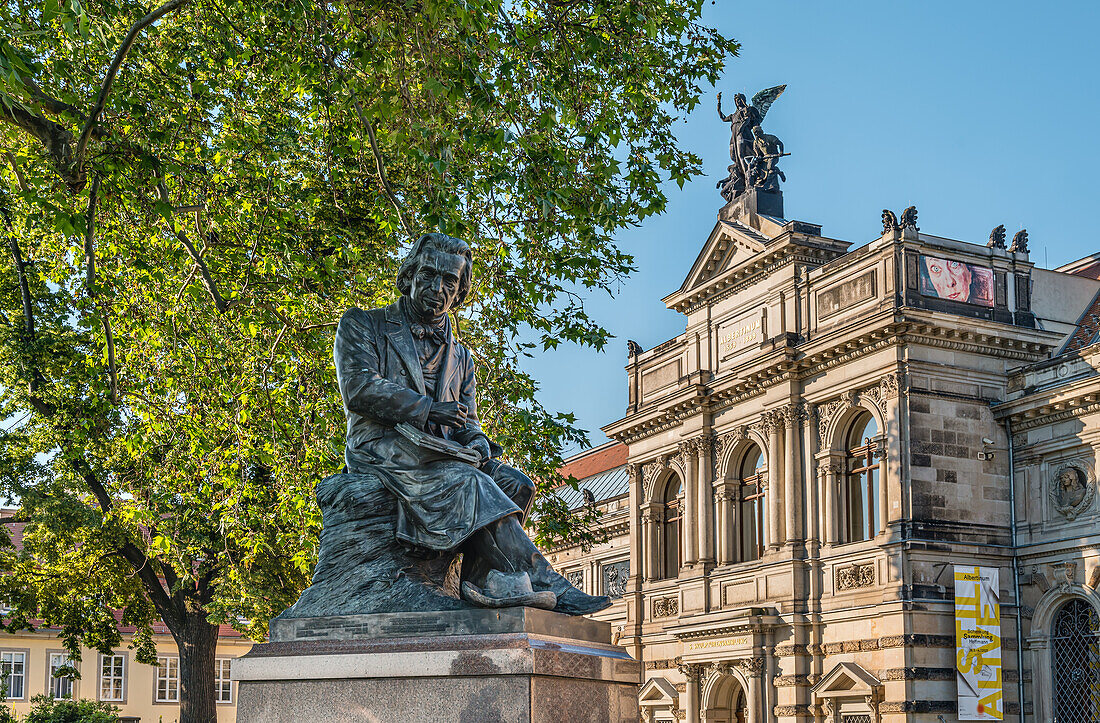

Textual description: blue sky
[524,1,1100,453]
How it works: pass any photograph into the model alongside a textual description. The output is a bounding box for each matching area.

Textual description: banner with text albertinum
[954,565,1003,720]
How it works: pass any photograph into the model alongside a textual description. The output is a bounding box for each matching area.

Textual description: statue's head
[734,93,747,108]
[396,232,473,319]
[1060,468,1081,490]
[752,125,764,138]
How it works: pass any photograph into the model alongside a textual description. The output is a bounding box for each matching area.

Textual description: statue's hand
[468,437,492,462]
[428,401,468,427]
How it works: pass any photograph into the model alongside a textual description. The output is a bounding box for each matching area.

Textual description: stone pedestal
[233,607,640,723]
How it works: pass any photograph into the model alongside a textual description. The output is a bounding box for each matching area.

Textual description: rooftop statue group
[716,84,788,203]
[279,233,612,620]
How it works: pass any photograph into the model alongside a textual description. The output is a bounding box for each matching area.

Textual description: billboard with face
[918,255,994,307]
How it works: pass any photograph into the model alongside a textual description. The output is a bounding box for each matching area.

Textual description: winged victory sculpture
[716,84,788,203]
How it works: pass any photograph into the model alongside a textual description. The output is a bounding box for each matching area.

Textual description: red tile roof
[558,442,628,481]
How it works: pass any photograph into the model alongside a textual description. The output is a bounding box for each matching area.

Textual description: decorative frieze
[773,674,811,687]
[566,570,583,588]
[821,634,954,654]
[653,596,679,618]
[835,562,876,590]
[772,705,812,717]
[879,667,955,681]
[774,643,810,656]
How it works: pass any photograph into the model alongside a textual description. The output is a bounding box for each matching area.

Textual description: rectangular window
[49,653,74,699]
[155,656,180,703]
[214,658,233,703]
[1,651,26,699]
[99,655,125,702]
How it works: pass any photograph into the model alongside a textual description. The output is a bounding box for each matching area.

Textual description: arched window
[737,446,767,561]
[1051,599,1100,722]
[843,412,880,543]
[660,476,682,579]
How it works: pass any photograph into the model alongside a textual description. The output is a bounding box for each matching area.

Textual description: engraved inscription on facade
[817,270,876,320]
[718,309,763,358]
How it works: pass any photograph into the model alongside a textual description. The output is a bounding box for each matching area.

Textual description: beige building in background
[549,193,1100,722]
[1,512,253,722]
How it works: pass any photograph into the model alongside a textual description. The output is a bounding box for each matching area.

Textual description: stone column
[697,436,715,564]
[880,372,902,530]
[875,435,888,536]
[640,506,659,581]
[818,456,842,547]
[782,404,803,544]
[803,404,818,545]
[715,485,736,565]
[627,463,641,587]
[679,663,702,723]
[742,657,764,723]
[766,414,783,551]
[680,441,698,567]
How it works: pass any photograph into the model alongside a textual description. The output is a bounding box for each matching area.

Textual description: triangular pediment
[811,662,880,696]
[679,220,770,294]
[638,677,679,706]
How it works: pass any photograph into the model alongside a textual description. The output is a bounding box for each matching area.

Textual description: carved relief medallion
[1049,463,1095,520]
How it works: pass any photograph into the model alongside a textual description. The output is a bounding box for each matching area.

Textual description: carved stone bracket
[835,562,876,590]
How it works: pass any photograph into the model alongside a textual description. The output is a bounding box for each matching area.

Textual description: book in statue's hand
[393,423,483,465]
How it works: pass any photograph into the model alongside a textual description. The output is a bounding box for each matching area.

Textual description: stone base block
[233,607,640,723]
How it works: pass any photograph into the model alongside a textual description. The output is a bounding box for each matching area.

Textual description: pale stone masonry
[546,199,1100,722]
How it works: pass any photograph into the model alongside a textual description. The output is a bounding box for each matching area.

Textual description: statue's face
[734,94,747,109]
[408,250,466,320]
[1061,469,1080,490]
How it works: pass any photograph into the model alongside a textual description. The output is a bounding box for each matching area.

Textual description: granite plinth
[234,607,640,723]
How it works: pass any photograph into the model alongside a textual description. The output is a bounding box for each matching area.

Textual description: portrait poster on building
[919,255,994,307]
[954,565,1003,720]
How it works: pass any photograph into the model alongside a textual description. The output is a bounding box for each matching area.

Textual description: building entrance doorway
[703,673,748,723]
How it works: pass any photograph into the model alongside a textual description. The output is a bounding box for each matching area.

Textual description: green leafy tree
[0,0,736,719]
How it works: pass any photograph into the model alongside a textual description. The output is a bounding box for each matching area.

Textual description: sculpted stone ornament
[278,233,611,620]
[987,224,1007,249]
[1010,228,1029,253]
[716,85,788,202]
[1049,463,1094,520]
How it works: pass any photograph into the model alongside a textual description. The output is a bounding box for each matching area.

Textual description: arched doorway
[1051,598,1100,722]
[703,673,748,723]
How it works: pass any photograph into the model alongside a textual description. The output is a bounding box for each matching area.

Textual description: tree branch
[6,152,29,192]
[82,175,119,403]
[0,99,80,190]
[73,0,191,175]
[154,173,233,313]
[352,99,415,239]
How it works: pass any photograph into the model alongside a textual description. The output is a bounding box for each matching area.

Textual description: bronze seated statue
[279,233,612,619]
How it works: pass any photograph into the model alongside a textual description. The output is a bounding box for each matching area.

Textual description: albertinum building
[544,178,1100,722]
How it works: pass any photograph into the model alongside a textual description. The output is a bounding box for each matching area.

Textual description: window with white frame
[99,654,125,702]
[215,658,233,703]
[155,656,180,703]
[1,651,26,699]
[48,652,74,699]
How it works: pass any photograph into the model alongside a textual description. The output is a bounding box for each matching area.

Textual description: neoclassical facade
[579,193,1100,722]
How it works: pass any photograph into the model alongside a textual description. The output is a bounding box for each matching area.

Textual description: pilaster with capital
[677,661,703,723]
[677,439,698,567]
[762,411,783,550]
[817,456,844,546]
[779,402,807,544]
[696,434,716,563]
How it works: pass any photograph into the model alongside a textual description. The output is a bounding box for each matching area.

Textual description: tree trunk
[174,611,220,723]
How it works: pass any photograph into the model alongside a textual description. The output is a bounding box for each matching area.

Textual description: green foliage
[23,696,121,723]
[0,0,735,715]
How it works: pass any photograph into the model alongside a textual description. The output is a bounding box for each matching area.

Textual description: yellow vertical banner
[955,565,1004,720]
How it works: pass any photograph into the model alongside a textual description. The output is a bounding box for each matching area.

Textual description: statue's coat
[334,301,518,551]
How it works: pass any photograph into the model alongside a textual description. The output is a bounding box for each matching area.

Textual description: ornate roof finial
[881,209,899,235]
[898,206,919,231]
[1009,229,1029,254]
[987,224,1006,249]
